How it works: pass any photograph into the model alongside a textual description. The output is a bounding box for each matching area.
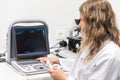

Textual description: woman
[37,0,120,80]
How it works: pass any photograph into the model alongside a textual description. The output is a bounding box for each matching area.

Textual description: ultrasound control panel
[17,61,49,73]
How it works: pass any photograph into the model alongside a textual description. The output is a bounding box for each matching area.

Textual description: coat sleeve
[59,58,75,71]
[88,55,120,80]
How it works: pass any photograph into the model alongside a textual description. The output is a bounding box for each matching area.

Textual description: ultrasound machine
[6,20,51,75]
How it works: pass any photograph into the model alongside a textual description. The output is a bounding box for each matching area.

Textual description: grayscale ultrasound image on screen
[15,27,47,55]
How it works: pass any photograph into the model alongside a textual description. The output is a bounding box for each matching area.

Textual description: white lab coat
[60,40,120,80]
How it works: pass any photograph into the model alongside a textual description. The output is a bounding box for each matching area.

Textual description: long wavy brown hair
[78,0,120,61]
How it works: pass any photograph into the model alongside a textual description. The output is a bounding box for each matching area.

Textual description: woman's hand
[36,57,59,64]
[48,67,67,80]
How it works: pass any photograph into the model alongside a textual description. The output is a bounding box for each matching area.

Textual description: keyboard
[17,60,41,65]
[16,60,48,73]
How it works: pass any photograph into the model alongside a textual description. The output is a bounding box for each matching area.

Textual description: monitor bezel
[11,22,50,60]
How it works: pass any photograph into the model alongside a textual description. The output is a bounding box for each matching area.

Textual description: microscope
[67,19,82,53]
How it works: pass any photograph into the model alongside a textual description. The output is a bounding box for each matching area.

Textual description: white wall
[109,0,120,30]
[0,0,8,50]
[0,0,119,50]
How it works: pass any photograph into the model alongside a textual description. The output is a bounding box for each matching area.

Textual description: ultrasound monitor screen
[14,26,49,58]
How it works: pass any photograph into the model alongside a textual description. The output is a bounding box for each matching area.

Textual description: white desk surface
[0,62,53,80]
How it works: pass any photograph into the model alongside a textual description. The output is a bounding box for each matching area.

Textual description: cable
[50,41,60,49]
[0,50,6,62]
[0,54,5,57]
[50,40,67,49]
[0,58,6,62]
